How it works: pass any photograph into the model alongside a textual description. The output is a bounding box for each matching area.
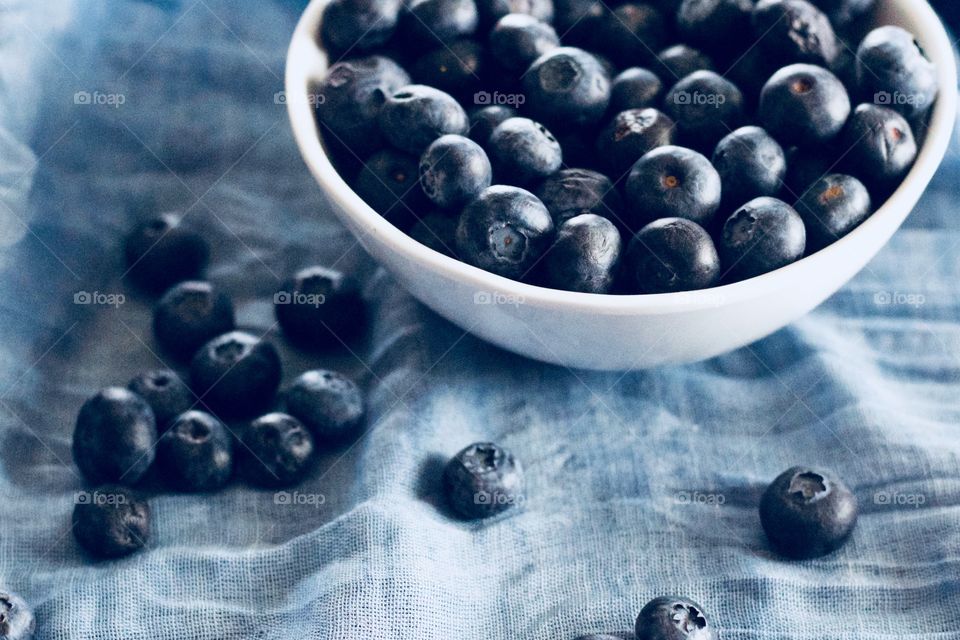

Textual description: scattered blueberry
[73,387,157,486]
[419,134,493,209]
[535,168,623,227]
[408,211,460,257]
[522,47,611,128]
[856,25,938,121]
[72,485,150,559]
[190,331,282,418]
[354,148,428,227]
[320,0,400,55]
[624,218,721,293]
[123,213,209,292]
[443,442,524,519]
[0,591,35,640]
[411,40,486,98]
[840,103,917,192]
[379,84,470,154]
[677,0,753,60]
[720,197,806,280]
[489,13,559,73]
[795,173,872,249]
[157,410,233,492]
[275,266,367,348]
[240,413,316,488]
[610,67,664,114]
[469,105,517,147]
[596,108,676,178]
[152,280,236,360]
[282,370,367,444]
[400,0,479,48]
[625,145,721,228]
[759,466,858,559]
[712,126,786,207]
[664,71,745,151]
[543,214,622,293]
[476,0,554,29]
[751,0,839,67]
[758,64,851,147]
[487,117,563,186]
[127,369,194,427]
[655,44,713,82]
[635,596,715,640]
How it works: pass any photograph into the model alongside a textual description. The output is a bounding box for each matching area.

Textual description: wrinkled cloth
[1,1,960,638]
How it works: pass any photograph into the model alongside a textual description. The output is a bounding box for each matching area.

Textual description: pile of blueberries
[315,0,937,294]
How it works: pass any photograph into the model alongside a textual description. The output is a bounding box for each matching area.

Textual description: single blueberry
[596,108,676,178]
[408,211,460,257]
[469,105,517,147]
[190,331,282,418]
[655,45,713,83]
[0,591,35,640]
[419,134,493,209]
[240,413,316,488]
[625,145,721,228]
[400,0,479,48]
[127,369,194,427]
[522,47,611,128]
[610,67,664,114]
[712,126,786,208]
[664,71,745,151]
[635,596,715,640]
[751,0,839,67]
[810,0,875,28]
[588,4,668,69]
[759,466,858,559]
[152,280,236,360]
[157,410,233,492]
[411,40,487,99]
[535,168,624,227]
[544,214,623,293]
[677,0,753,60]
[489,14,559,73]
[795,174,872,249]
[758,64,851,148]
[720,197,806,280]
[72,485,150,559]
[73,387,157,486]
[624,218,721,293]
[840,103,917,193]
[487,117,563,186]
[355,149,429,228]
[379,85,470,155]
[320,0,400,55]
[476,0,555,29]
[443,442,525,519]
[123,213,209,292]
[456,185,555,280]
[315,56,411,158]
[856,25,938,121]
[282,370,367,444]
[274,266,367,348]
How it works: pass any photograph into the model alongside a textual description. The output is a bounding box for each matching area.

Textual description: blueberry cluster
[315,0,936,294]
[66,216,369,560]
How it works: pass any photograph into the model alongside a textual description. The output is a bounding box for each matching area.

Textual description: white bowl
[285,0,957,371]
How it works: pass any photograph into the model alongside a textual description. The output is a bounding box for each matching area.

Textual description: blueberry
[275,266,367,348]
[411,40,486,98]
[811,0,875,28]
[720,197,806,280]
[190,331,282,418]
[664,71,745,151]
[419,134,493,209]
[157,410,233,492]
[379,85,470,154]
[477,0,555,29]
[469,105,517,147]
[535,168,624,226]
[596,108,676,177]
[610,67,664,114]
[522,47,611,128]
[751,0,839,67]
[73,485,150,559]
[625,145,721,228]
[152,280,236,359]
[758,64,850,147]
[73,387,157,486]
[840,103,917,192]
[543,214,622,293]
[677,0,753,60]
[760,466,858,559]
[123,213,209,292]
[408,211,460,257]
[0,591,35,640]
[127,369,194,427]
[354,149,428,227]
[316,56,411,158]
[624,218,720,293]
[456,185,555,279]
[489,14,559,73]
[635,596,715,640]
[795,174,872,249]
[712,126,786,207]
[856,25,938,121]
[655,45,713,82]
[282,370,367,444]
[487,117,563,185]
[443,442,524,519]
[400,0,479,48]
[588,4,668,68]
[320,0,400,55]
[240,413,316,488]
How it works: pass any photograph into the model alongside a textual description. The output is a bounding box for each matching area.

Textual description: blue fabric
[1,1,960,638]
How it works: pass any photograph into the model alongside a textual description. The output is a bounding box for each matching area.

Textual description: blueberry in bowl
[486,117,562,187]
[623,218,721,294]
[719,197,807,282]
[625,145,722,229]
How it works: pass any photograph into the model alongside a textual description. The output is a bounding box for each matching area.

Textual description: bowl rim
[286,0,958,315]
